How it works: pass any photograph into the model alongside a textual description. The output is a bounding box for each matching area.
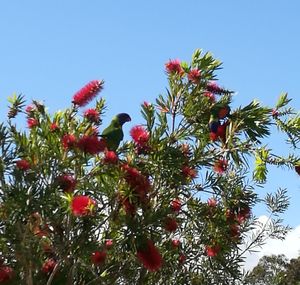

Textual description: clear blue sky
[1,1,299,226]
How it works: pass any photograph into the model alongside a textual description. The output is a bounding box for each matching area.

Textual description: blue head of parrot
[117,113,131,126]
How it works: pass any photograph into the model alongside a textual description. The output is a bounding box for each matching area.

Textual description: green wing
[101,119,124,151]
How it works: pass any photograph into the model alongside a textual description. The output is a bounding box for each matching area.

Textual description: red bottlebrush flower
[171,198,181,212]
[182,165,198,179]
[0,266,13,283]
[187,68,201,84]
[57,175,77,193]
[105,239,113,249]
[213,159,228,174]
[165,59,183,75]
[205,245,221,257]
[203,91,216,103]
[50,122,59,132]
[236,206,251,224]
[218,106,230,119]
[77,135,106,155]
[181,143,191,157]
[207,198,217,207]
[16,159,30,171]
[62,134,77,150]
[178,254,186,264]
[225,209,235,222]
[137,240,163,272]
[206,81,223,94]
[171,239,180,248]
[230,224,240,239]
[121,164,151,201]
[91,251,107,265]
[27,118,38,128]
[41,258,57,274]
[72,80,104,107]
[25,104,35,114]
[121,196,136,216]
[295,165,300,175]
[164,217,178,232]
[84,108,100,123]
[103,150,118,164]
[143,101,151,108]
[71,195,96,217]
[130,125,150,147]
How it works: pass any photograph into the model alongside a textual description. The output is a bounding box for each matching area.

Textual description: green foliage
[0,50,298,284]
[245,254,300,285]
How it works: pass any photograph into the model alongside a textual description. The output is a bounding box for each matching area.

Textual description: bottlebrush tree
[0,49,299,285]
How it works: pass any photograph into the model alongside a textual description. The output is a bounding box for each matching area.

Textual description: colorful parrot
[101,113,131,151]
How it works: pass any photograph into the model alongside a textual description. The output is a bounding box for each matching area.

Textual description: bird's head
[116,113,131,126]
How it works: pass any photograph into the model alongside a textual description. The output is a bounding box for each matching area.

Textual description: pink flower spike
[171,198,181,212]
[73,80,104,107]
[16,159,30,171]
[130,125,150,147]
[187,68,201,84]
[165,59,184,75]
[207,198,217,207]
[84,108,100,123]
[27,118,38,128]
[213,159,228,174]
[71,195,96,217]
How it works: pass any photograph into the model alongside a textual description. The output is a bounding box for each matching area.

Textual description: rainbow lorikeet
[101,113,131,151]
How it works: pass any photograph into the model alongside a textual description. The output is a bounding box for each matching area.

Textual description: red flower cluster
[187,68,201,84]
[73,80,104,107]
[0,266,13,283]
[207,198,217,207]
[213,159,228,174]
[77,135,106,155]
[25,104,35,114]
[230,224,241,240]
[130,125,150,147]
[91,250,107,265]
[206,81,224,94]
[165,59,183,75]
[164,217,178,232]
[16,159,30,171]
[137,240,163,272]
[27,118,38,128]
[62,134,77,150]
[236,206,251,224]
[205,245,221,257]
[203,91,216,103]
[171,198,181,212]
[121,164,151,202]
[171,239,180,248]
[57,174,77,193]
[41,258,57,274]
[84,108,100,123]
[71,195,96,217]
[120,196,136,216]
[178,254,186,264]
[103,150,118,164]
[182,165,198,179]
[50,122,59,132]
[105,239,113,249]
